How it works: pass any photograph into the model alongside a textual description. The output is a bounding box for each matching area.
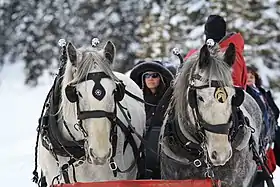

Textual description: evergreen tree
[1,0,142,86]
[2,0,280,92]
[136,0,208,64]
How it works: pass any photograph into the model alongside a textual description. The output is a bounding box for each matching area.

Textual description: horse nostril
[211,151,217,160]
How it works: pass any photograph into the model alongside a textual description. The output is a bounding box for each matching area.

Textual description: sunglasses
[143,73,160,79]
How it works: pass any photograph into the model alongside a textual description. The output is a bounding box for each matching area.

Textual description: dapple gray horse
[160,41,262,187]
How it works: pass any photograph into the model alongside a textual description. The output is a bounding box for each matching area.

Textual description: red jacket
[184,33,247,89]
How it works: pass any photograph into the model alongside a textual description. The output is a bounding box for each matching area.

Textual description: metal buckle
[43,135,53,150]
[109,161,117,171]
[193,159,202,167]
[75,159,85,167]
[185,141,191,146]
[204,169,214,179]
[190,80,195,86]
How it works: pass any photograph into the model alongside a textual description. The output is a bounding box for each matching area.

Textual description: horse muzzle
[209,148,232,166]
[87,147,112,165]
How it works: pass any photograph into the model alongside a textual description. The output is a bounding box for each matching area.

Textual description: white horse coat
[38,41,146,185]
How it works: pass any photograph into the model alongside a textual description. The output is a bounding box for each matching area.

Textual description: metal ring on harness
[193,159,202,167]
[109,161,118,171]
[74,159,85,167]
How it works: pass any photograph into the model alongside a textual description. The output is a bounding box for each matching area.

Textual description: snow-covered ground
[0,63,279,186]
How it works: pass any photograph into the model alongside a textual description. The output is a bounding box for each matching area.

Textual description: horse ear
[224,43,236,67]
[104,41,115,63]
[67,42,77,66]
[199,44,210,69]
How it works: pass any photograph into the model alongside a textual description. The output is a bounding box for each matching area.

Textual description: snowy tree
[2,0,280,91]
[136,0,208,66]
[1,0,143,86]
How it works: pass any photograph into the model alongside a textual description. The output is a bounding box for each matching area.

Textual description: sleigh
[53,179,221,187]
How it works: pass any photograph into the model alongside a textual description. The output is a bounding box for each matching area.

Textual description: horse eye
[198,96,204,102]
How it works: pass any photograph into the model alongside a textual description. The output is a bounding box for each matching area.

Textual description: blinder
[114,81,126,102]
[65,72,126,103]
[231,123,251,150]
[231,87,244,107]
[230,108,252,151]
[65,85,79,103]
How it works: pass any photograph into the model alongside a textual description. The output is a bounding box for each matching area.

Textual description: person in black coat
[246,66,279,187]
[130,60,174,179]
[130,61,174,126]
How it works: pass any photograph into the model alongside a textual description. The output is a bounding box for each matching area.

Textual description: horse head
[173,40,243,166]
[60,39,122,165]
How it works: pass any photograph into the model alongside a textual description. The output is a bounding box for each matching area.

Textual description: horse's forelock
[71,47,118,84]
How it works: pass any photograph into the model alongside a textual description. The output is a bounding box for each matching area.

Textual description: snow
[169,14,186,26]
[151,2,161,15]
[263,8,278,20]
[188,26,204,39]
[0,63,279,186]
[0,63,52,186]
[187,0,206,14]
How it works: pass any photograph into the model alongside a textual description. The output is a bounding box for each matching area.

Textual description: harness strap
[78,110,115,120]
[72,164,77,183]
[116,102,148,175]
[125,90,157,107]
[114,118,139,173]
[39,171,47,187]
[164,111,204,167]
[193,107,231,134]
[61,170,70,184]
[109,107,118,177]
[60,157,80,184]
[32,74,58,184]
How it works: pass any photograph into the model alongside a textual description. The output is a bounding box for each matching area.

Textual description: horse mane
[59,46,119,122]
[172,45,233,125]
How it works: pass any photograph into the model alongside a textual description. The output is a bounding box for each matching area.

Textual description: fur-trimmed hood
[130,61,174,89]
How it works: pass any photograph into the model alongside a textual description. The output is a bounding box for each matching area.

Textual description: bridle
[63,71,143,178]
[187,74,236,135]
[65,72,121,138]
[174,73,245,178]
